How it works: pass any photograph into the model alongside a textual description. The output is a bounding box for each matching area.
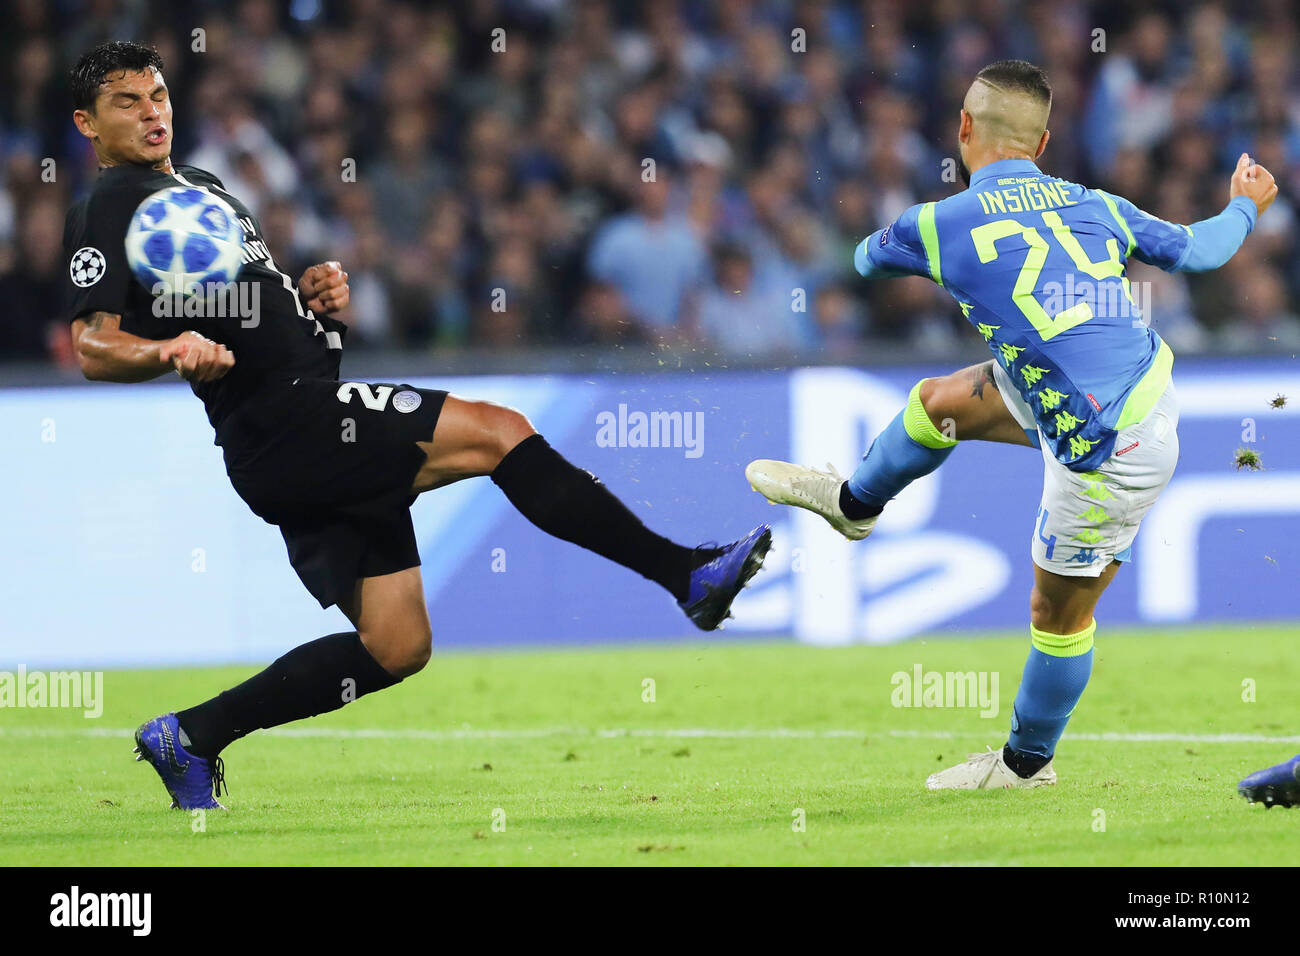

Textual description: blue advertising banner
[1,358,1297,668]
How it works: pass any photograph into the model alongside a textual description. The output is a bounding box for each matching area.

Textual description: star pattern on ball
[125,186,246,297]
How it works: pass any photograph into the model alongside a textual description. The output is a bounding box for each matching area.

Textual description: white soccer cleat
[744,459,878,541]
[925,746,1057,790]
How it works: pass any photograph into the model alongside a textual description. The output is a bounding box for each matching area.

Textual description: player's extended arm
[1176,153,1278,272]
[71,312,234,383]
[1172,198,1258,272]
[1115,153,1278,275]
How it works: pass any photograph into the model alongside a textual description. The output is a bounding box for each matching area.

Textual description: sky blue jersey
[855,158,1257,471]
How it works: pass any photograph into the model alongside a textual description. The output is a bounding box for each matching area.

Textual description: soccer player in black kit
[64,41,771,811]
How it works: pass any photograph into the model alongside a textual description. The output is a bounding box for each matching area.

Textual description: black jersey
[62,163,346,438]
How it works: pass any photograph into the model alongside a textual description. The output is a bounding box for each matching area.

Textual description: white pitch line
[886,729,1300,744]
[0,726,1298,744]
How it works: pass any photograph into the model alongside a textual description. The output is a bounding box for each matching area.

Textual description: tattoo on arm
[969,360,999,400]
[80,311,121,333]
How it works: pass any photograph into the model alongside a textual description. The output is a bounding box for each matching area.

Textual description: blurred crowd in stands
[3,0,1300,368]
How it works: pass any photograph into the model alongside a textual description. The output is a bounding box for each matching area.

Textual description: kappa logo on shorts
[69,247,106,287]
[392,390,422,414]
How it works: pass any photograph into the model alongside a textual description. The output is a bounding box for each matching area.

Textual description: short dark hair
[975,59,1052,106]
[70,41,165,112]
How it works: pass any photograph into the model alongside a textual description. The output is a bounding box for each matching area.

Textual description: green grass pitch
[2,625,1298,866]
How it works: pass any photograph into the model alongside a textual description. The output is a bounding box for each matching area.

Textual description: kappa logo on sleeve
[69,247,106,287]
[879,226,891,246]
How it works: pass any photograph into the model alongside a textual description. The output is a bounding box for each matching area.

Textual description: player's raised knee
[471,401,537,462]
[401,628,433,676]
[361,620,432,679]
[918,373,961,425]
[910,375,966,447]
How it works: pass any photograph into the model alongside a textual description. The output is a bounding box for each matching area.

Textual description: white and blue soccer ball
[124,186,246,296]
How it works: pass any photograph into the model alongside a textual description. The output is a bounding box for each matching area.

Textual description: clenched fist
[160,331,235,382]
[299,261,350,315]
[1229,152,1278,217]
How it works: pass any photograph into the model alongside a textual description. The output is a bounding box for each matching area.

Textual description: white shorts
[992,361,1181,578]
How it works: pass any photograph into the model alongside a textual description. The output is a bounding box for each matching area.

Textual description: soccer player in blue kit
[747,60,1278,791]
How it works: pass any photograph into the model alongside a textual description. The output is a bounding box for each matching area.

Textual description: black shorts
[219,377,448,609]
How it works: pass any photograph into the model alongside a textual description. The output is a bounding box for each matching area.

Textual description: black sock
[1002,743,1051,779]
[839,482,884,520]
[176,632,400,758]
[491,434,698,601]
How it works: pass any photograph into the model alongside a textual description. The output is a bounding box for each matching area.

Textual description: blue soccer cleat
[678,524,773,631]
[1238,754,1300,808]
[133,713,227,810]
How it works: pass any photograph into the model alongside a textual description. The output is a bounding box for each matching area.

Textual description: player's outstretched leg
[415,396,771,631]
[1239,755,1300,808]
[927,562,1117,790]
[137,568,429,809]
[747,362,1032,540]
